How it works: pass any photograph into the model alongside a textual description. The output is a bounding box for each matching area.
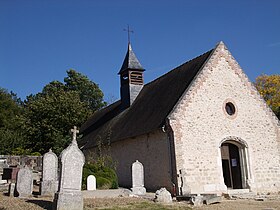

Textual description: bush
[82,162,118,190]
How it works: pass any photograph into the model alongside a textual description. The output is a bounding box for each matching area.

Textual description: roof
[80,48,213,149]
[118,43,145,74]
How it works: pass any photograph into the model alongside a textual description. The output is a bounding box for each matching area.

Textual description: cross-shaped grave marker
[71,126,79,144]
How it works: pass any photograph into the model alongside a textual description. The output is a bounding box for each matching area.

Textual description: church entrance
[221,142,245,189]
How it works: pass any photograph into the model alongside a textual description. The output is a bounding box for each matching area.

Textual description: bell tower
[118,43,145,108]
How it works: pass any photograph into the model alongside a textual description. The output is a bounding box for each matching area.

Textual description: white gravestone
[131,160,146,195]
[87,175,96,190]
[53,126,85,210]
[41,149,58,196]
[16,166,33,198]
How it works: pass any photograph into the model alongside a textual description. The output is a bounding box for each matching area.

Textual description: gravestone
[41,149,58,196]
[53,126,85,210]
[16,166,33,198]
[8,183,16,197]
[2,167,20,182]
[154,188,172,203]
[0,159,8,184]
[87,175,96,191]
[131,160,146,195]
[191,194,204,206]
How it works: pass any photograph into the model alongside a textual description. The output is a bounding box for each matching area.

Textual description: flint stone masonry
[83,130,172,192]
[16,166,33,198]
[131,160,146,195]
[53,126,85,210]
[154,188,172,204]
[41,149,58,196]
[169,42,280,194]
[87,175,96,191]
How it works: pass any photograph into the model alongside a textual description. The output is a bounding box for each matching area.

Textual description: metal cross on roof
[71,126,79,142]
[123,25,134,43]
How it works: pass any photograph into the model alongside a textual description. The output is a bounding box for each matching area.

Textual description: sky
[0,0,280,102]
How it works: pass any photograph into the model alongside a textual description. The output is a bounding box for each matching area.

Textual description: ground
[1,193,280,210]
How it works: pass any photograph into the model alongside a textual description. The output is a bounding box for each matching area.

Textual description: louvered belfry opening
[130,71,143,85]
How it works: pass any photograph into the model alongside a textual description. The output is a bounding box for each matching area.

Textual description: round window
[225,102,236,116]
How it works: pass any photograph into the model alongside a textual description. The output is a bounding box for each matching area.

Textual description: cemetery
[1,126,280,210]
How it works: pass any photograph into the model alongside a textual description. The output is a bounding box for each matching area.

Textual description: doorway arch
[220,137,250,189]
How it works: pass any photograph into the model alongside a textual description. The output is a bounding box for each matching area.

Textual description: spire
[118,43,144,75]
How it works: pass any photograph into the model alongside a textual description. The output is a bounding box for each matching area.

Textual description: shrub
[82,162,118,190]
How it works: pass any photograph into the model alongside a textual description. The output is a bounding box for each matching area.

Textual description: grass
[84,198,192,210]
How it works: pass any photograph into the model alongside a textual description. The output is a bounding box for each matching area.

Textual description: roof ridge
[144,49,214,88]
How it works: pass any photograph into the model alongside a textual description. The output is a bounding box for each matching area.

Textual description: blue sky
[0,0,279,101]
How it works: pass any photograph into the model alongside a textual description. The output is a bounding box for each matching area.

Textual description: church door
[221,143,243,189]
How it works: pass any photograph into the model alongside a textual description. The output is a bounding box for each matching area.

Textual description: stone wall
[169,43,280,194]
[84,130,173,192]
[0,155,42,171]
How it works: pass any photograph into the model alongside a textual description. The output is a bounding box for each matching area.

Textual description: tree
[23,90,91,154]
[64,69,106,110]
[255,74,280,119]
[0,88,26,154]
[23,70,106,154]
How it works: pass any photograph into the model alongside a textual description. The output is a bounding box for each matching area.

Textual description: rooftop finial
[123,25,134,44]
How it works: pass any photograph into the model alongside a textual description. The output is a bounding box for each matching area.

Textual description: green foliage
[21,69,106,155]
[0,69,106,155]
[23,89,92,154]
[64,69,107,110]
[255,74,280,119]
[0,88,25,154]
[82,138,118,190]
[82,161,118,190]
[10,147,41,156]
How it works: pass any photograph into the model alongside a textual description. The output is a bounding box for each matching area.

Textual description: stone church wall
[84,130,173,192]
[169,45,280,194]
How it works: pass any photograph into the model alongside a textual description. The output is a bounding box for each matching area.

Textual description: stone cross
[131,160,146,195]
[71,126,79,143]
[53,131,85,210]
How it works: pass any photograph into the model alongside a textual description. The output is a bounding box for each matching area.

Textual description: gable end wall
[169,43,280,194]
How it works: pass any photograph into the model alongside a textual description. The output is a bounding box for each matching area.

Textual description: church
[79,41,280,195]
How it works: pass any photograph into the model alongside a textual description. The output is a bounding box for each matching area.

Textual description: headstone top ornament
[71,126,79,145]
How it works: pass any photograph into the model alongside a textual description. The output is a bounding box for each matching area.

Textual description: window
[225,102,236,116]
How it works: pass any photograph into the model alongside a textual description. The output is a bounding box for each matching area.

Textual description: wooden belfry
[119,26,145,107]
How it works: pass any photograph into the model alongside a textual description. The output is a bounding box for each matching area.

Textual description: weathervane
[123,25,134,44]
